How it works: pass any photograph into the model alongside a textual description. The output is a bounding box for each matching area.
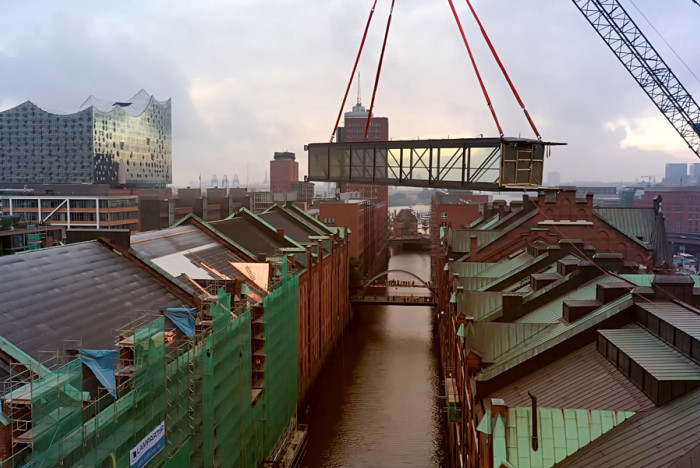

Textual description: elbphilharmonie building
[0,90,171,187]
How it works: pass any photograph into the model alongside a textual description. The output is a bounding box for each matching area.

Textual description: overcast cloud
[1,0,699,187]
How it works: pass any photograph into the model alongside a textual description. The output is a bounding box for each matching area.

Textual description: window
[441,212,448,220]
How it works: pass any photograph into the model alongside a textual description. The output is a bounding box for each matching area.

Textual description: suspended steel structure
[308,0,700,192]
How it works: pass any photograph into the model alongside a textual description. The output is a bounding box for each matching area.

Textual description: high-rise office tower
[665,163,688,186]
[336,98,389,204]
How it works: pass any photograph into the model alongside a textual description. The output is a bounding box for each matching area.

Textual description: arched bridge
[352,269,437,307]
[362,269,435,292]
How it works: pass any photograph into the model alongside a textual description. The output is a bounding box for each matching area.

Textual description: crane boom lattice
[572,0,700,157]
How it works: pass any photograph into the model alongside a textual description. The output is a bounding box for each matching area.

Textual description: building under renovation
[0,204,350,467]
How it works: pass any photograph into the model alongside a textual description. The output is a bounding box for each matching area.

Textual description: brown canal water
[301,248,448,468]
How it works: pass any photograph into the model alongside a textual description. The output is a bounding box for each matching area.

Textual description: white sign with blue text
[130,421,166,468]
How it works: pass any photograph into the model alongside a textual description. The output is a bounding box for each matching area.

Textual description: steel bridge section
[306,137,562,190]
[572,0,700,157]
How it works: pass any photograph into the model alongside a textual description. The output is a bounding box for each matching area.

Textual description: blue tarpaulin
[80,349,118,398]
[165,307,198,338]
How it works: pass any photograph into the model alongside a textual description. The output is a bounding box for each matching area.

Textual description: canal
[301,248,448,467]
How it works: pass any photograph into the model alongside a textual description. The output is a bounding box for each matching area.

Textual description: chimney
[494,200,506,217]
[470,235,478,254]
[306,246,314,267]
[556,257,580,276]
[502,294,524,322]
[593,253,624,273]
[530,273,560,291]
[277,228,285,238]
[562,300,600,323]
[596,282,632,304]
[651,274,694,302]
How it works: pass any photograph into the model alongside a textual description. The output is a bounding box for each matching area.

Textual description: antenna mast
[357,72,362,105]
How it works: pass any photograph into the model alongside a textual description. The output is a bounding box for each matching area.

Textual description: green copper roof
[0,335,50,377]
[480,214,501,230]
[516,275,620,324]
[493,415,515,468]
[457,323,466,338]
[450,293,457,304]
[593,207,655,247]
[479,406,636,468]
[620,274,700,287]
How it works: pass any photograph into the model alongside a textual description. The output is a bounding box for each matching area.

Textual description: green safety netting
[2,259,300,468]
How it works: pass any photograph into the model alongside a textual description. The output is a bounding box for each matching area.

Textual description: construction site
[0,204,351,467]
[1,0,700,466]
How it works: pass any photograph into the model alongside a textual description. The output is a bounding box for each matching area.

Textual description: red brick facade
[320,200,388,278]
[637,187,700,234]
[297,233,350,402]
[466,191,655,268]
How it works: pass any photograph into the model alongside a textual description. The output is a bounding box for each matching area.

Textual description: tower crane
[572,0,700,157]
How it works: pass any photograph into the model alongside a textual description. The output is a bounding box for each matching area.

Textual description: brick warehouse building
[207,205,350,401]
[446,189,669,267]
[430,188,686,467]
[319,197,387,279]
[430,192,489,283]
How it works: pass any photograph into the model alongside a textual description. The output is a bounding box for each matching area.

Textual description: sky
[0,0,699,187]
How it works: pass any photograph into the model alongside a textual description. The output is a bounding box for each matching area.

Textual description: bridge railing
[351,295,436,304]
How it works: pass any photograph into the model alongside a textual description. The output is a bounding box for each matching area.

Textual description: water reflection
[301,249,447,467]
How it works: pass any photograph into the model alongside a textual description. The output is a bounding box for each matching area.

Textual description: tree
[349,257,363,297]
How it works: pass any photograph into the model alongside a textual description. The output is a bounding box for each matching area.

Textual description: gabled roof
[450,261,497,278]
[464,321,557,363]
[131,225,259,283]
[621,274,700,287]
[479,406,636,468]
[555,388,700,468]
[172,213,258,260]
[271,203,334,235]
[516,275,623,324]
[457,291,506,321]
[259,211,316,245]
[484,343,654,412]
[449,209,539,254]
[593,207,655,247]
[258,207,330,251]
[211,209,303,260]
[474,251,537,279]
[475,295,634,386]
[0,242,190,367]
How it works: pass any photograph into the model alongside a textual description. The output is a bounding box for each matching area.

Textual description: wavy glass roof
[2,89,168,117]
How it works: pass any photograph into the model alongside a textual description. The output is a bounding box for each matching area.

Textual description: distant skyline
[1,0,699,186]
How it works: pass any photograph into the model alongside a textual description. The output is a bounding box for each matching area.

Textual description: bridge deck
[351,295,437,306]
[307,136,564,190]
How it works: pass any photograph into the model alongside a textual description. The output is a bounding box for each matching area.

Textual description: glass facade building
[0,90,171,188]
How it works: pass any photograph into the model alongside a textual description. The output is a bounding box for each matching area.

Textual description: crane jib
[571,0,700,158]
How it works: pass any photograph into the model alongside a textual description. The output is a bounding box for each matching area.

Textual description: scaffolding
[1,260,300,468]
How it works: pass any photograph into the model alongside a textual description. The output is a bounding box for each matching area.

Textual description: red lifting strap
[365,0,396,140]
[464,0,542,139]
[331,0,379,142]
[447,0,504,137]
